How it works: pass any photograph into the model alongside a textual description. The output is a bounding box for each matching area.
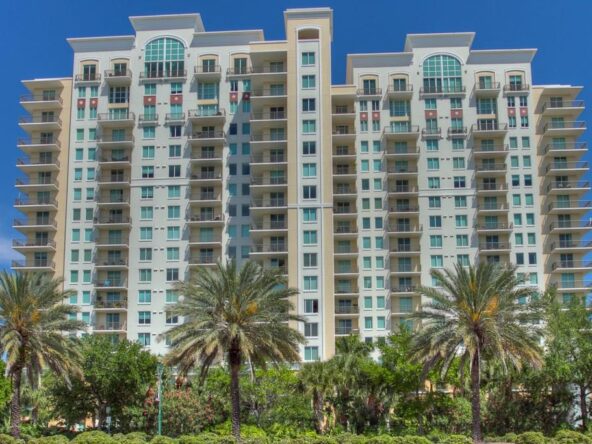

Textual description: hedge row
[0,430,590,444]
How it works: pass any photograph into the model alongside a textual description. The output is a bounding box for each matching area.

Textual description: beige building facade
[13,8,589,361]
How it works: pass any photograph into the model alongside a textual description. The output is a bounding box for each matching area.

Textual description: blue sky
[1,0,591,269]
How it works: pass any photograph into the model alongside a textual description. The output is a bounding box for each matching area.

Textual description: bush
[436,436,472,444]
[515,432,547,444]
[399,437,432,444]
[0,435,18,444]
[149,437,177,444]
[554,431,592,444]
[178,435,226,444]
[71,431,116,444]
[364,436,398,444]
[29,437,70,444]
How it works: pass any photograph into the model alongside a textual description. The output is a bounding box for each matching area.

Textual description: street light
[156,362,164,435]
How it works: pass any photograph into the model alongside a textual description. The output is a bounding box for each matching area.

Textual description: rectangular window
[301,52,315,65]
[303,276,318,291]
[302,75,316,89]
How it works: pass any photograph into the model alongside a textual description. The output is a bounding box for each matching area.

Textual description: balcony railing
[335,327,358,335]
[14,197,57,207]
[251,88,287,97]
[12,259,55,268]
[551,240,592,250]
[97,112,135,122]
[386,85,413,94]
[503,84,530,92]
[547,201,592,211]
[190,172,222,180]
[357,88,382,96]
[543,121,586,132]
[20,94,63,104]
[188,109,225,119]
[420,85,466,95]
[189,131,225,139]
[334,226,357,234]
[542,100,585,112]
[476,163,506,172]
[551,260,592,270]
[189,256,217,264]
[335,306,359,314]
[194,65,222,74]
[12,239,56,248]
[544,142,587,153]
[475,82,501,92]
[479,242,510,250]
[165,112,185,122]
[94,299,128,309]
[104,69,132,79]
[548,220,592,230]
[250,111,286,120]
[475,223,513,230]
[74,73,101,82]
[251,243,287,253]
[17,157,60,167]
[94,216,131,224]
[95,258,128,267]
[17,137,60,147]
[188,214,223,222]
[251,221,287,230]
[94,279,127,288]
[546,181,590,192]
[251,199,286,208]
[138,114,159,123]
[19,116,62,125]
[139,70,187,80]
[472,122,508,132]
[250,154,286,163]
[250,176,287,185]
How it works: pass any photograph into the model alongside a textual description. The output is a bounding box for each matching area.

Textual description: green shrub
[554,431,592,444]
[29,436,70,444]
[178,434,226,444]
[71,431,116,444]
[515,432,547,444]
[364,436,399,444]
[333,433,366,444]
[149,437,177,444]
[400,437,432,444]
[436,435,472,444]
[0,435,18,444]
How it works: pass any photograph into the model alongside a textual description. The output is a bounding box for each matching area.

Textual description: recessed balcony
[387,224,422,236]
[382,125,420,141]
[188,255,218,267]
[333,225,358,238]
[188,131,225,146]
[419,85,466,98]
[502,84,530,95]
[251,242,288,255]
[475,163,507,176]
[93,215,132,227]
[476,203,508,214]
[389,244,421,256]
[193,65,222,81]
[475,222,513,233]
[388,205,420,215]
[94,278,128,290]
[250,176,287,189]
[478,242,511,252]
[187,213,224,226]
[447,127,468,138]
[139,69,187,82]
[250,198,287,210]
[188,109,226,125]
[94,238,129,249]
[471,122,508,137]
[93,297,128,311]
[385,146,420,158]
[476,183,508,195]
[472,145,509,157]
[388,184,419,196]
[391,285,418,295]
[96,195,130,208]
[94,258,129,270]
[474,82,501,97]
[97,174,130,187]
[97,112,135,128]
[335,305,359,316]
[189,171,222,184]
[390,264,421,276]
[97,134,134,148]
[92,322,127,334]
[386,85,413,99]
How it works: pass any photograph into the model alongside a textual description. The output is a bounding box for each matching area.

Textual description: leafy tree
[164,261,304,442]
[46,335,157,430]
[299,361,334,433]
[410,263,542,442]
[0,271,84,437]
[543,294,592,430]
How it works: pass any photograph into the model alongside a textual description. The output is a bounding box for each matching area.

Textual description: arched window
[144,37,185,78]
[422,55,462,93]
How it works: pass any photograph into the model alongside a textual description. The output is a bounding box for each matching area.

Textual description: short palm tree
[164,261,304,442]
[0,271,84,437]
[410,263,542,442]
[299,360,334,433]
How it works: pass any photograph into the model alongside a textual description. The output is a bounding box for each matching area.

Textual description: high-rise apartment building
[13,8,589,360]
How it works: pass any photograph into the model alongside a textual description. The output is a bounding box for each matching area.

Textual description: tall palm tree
[164,261,304,442]
[410,263,542,443]
[0,271,84,437]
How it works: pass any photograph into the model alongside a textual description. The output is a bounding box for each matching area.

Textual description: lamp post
[156,362,164,435]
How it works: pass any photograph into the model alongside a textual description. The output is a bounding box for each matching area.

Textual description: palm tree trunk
[580,384,588,431]
[229,346,242,442]
[470,351,482,443]
[10,369,22,438]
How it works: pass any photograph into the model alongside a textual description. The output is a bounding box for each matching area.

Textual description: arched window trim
[422,54,463,94]
[143,37,186,78]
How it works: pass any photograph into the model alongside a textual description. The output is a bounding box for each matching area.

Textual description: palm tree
[410,263,542,443]
[0,271,84,437]
[164,261,304,442]
[299,360,334,433]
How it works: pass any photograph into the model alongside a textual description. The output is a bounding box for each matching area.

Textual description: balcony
[164,112,186,125]
[98,154,131,167]
[474,82,501,97]
[138,114,159,126]
[19,94,63,111]
[335,306,359,315]
[94,279,127,289]
[421,127,442,139]
[13,217,57,230]
[544,142,587,156]
[386,85,413,99]
[12,239,56,251]
[189,172,222,183]
[542,120,586,136]
[503,84,530,94]
[188,131,225,145]
[250,88,287,101]
[13,197,57,211]
[96,195,130,207]
[97,134,134,148]
[187,109,226,125]
[472,145,509,157]
[476,203,508,214]
[419,85,466,97]
[15,177,58,191]
[97,174,130,186]
[389,244,421,256]
[332,128,356,142]
[12,259,55,271]
[250,153,286,165]
[19,115,62,132]
[16,157,60,172]
[188,255,218,267]
[194,65,222,80]
[188,234,223,246]
[545,161,589,174]
[74,73,101,85]
[476,183,508,194]
[388,184,418,196]
[382,125,420,140]
[551,280,592,292]
[471,122,508,137]
[388,205,420,214]
[475,163,507,176]
[333,206,357,218]
[478,242,511,252]
[104,69,133,85]
[250,111,287,124]
[97,112,135,128]
[332,106,356,124]
[251,133,287,145]
[447,127,468,138]
[187,213,224,226]
[95,238,129,248]
[550,240,592,252]
[387,224,422,236]
[249,65,288,79]
[547,220,592,234]
[139,69,187,82]
[391,264,421,276]
[551,260,592,272]
[188,192,222,204]
[392,285,418,294]
[93,215,131,227]
[250,198,287,209]
[541,100,585,117]
[334,225,358,237]
[191,151,223,164]
[251,243,288,255]
[356,88,382,98]
[385,146,420,158]
[94,298,128,311]
[250,176,287,187]
[17,137,61,152]
[250,221,287,232]
[335,326,359,336]
[94,258,129,270]
[547,201,592,214]
[545,181,590,195]
[93,322,127,333]
[476,223,513,233]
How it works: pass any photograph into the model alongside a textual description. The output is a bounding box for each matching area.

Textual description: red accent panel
[170,94,183,104]
[425,110,437,119]
[89,98,98,107]
[451,109,463,118]
[230,92,238,101]
[144,96,156,105]
[77,99,86,108]
[360,112,368,121]
[507,108,516,116]
[242,92,251,100]
[520,107,528,116]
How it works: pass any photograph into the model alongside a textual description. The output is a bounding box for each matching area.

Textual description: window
[140,227,153,241]
[166,268,179,281]
[454,176,466,188]
[457,255,470,266]
[302,120,316,133]
[303,163,317,177]
[428,177,440,189]
[430,235,443,248]
[429,216,442,228]
[167,247,180,261]
[428,196,441,208]
[302,98,316,112]
[138,333,150,346]
[422,55,462,93]
[169,145,182,158]
[138,290,152,304]
[303,230,317,244]
[431,255,444,268]
[302,75,316,89]
[168,185,180,198]
[140,248,152,261]
[141,186,154,199]
[427,158,440,170]
[303,276,318,291]
[142,146,155,159]
[304,299,319,314]
[303,253,317,267]
[304,323,318,338]
[455,196,467,208]
[455,215,468,227]
[168,165,181,178]
[138,311,151,325]
[142,166,154,178]
[301,52,315,65]
[304,346,319,361]
[167,226,180,240]
[140,207,153,220]
[456,235,469,247]
[453,157,465,169]
[302,141,316,155]
[139,269,152,283]
[303,186,317,199]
